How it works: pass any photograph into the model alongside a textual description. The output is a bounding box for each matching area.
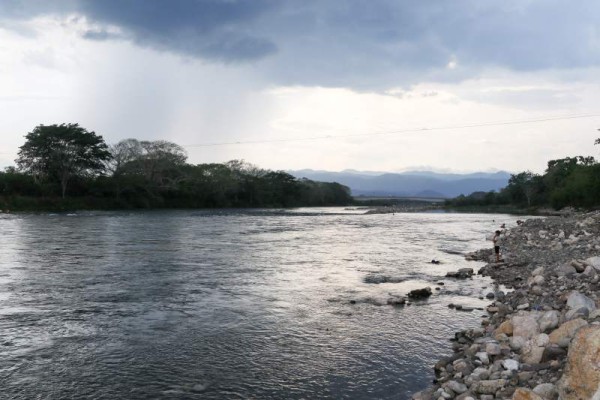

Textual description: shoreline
[412,211,600,399]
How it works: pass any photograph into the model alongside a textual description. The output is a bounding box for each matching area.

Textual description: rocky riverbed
[412,210,600,400]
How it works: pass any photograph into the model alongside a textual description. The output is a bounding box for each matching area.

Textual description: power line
[183,113,600,148]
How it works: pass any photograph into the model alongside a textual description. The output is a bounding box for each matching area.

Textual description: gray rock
[532,266,544,276]
[565,306,590,321]
[585,256,600,271]
[555,263,577,277]
[509,336,527,351]
[446,268,474,279]
[443,380,467,394]
[532,383,557,400]
[541,345,567,363]
[521,340,545,364]
[566,291,596,313]
[475,352,489,365]
[583,265,598,277]
[470,379,507,394]
[411,388,435,400]
[408,287,432,299]
[538,310,560,332]
[485,342,501,356]
[386,296,407,306]
[452,358,471,375]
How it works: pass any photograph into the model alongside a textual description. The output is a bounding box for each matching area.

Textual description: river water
[0,209,519,399]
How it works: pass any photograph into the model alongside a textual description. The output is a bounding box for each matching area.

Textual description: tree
[504,171,543,207]
[106,138,143,177]
[16,123,111,198]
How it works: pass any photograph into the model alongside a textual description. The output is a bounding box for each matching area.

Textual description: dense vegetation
[0,124,352,211]
[445,139,600,210]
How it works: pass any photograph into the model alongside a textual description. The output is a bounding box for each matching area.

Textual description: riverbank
[412,211,600,399]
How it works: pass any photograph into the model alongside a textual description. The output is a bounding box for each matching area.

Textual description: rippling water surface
[0,209,520,399]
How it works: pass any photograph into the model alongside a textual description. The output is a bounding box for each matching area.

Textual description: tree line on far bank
[445,139,600,210]
[0,123,352,210]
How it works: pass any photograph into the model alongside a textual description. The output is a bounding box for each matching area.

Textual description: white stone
[476,352,489,365]
[502,359,519,371]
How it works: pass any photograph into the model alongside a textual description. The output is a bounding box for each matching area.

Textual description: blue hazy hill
[288,169,512,198]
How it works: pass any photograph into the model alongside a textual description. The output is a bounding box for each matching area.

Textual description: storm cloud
[2,0,599,87]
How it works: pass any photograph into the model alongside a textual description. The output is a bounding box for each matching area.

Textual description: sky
[1,0,599,174]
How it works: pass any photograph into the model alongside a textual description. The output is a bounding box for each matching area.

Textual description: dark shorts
[494,246,500,254]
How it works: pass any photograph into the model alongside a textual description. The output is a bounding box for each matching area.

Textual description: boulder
[558,325,600,400]
[548,318,588,345]
[408,287,432,299]
[512,388,543,400]
[512,313,540,339]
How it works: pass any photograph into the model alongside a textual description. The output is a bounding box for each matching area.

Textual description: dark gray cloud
[77,0,278,62]
[2,0,599,86]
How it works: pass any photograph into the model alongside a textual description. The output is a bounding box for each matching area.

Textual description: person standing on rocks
[493,230,503,262]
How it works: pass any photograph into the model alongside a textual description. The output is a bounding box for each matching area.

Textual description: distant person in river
[493,230,503,262]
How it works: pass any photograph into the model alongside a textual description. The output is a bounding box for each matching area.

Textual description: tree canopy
[16,124,111,198]
[3,125,352,210]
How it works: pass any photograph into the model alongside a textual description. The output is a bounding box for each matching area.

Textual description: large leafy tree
[16,123,111,198]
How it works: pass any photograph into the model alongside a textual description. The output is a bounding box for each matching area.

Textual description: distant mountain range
[288,169,512,198]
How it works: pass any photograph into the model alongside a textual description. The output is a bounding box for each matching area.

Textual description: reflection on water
[0,209,520,399]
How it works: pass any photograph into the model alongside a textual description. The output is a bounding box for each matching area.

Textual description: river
[0,209,520,399]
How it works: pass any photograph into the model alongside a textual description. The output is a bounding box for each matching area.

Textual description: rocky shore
[412,211,600,400]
